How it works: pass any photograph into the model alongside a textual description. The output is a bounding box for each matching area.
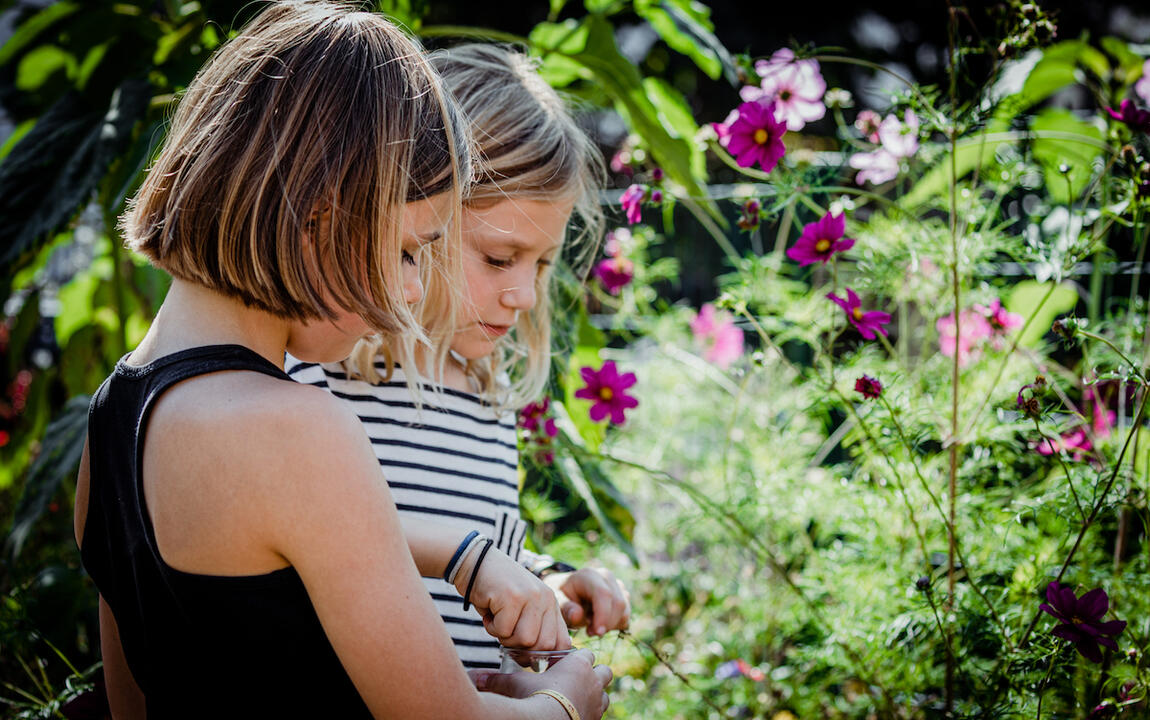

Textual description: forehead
[463,197,574,250]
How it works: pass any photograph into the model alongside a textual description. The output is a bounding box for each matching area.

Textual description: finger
[560,598,587,628]
[488,599,526,644]
[479,669,539,699]
[588,585,618,636]
[503,596,545,648]
[468,670,495,690]
[601,690,610,716]
[594,663,614,689]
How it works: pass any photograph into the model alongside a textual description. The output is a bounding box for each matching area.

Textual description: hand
[473,649,613,720]
[545,567,630,637]
[455,544,572,650]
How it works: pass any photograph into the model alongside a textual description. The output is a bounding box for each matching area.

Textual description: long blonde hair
[349,43,604,409]
[124,0,469,348]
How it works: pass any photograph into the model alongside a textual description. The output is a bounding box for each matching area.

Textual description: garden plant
[2,1,1150,718]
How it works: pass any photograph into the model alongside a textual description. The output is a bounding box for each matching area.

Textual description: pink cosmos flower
[936,310,992,366]
[1106,99,1150,134]
[827,289,892,340]
[715,98,787,172]
[855,109,882,142]
[854,375,883,399]
[739,48,826,131]
[974,298,1022,335]
[786,211,855,266]
[594,255,634,295]
[574,361,639,425]
[849,148,900,185]
[878,109,920,158]
[690,304,745,369]
[620,184,645,225]
[1136,60,1150,104]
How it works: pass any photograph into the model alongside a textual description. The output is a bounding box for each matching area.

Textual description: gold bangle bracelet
[530,689,580,720]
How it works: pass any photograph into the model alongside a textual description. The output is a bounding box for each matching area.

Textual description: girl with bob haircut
[289,43,631,673]
[74,3,611,719]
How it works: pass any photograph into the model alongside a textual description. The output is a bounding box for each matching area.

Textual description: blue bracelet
[443,530,480,582]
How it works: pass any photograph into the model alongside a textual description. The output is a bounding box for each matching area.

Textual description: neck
[130,279,290,369]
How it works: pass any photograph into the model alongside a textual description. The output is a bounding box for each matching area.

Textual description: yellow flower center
[815,238,831,253]
[753,128,769,145]
[599,387,614,401]
[852,307,864,321]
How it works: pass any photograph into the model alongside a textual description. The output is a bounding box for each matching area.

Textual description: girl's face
[451,197,573,361]
[286,194,452,363]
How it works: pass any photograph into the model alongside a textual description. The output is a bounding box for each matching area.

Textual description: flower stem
[1031,417,1086,521]
[619,631,728,716]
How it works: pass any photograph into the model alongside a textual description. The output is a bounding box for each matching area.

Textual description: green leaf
[901,128,1009,208]
[0,1,81,67]
[3,395,89,562]
[634,0,737,84]
[1100,36,1145,85]
[1006,281,1079,348]
[642,77,705,177]
[536,16,714,213]
[15,45,76,91]
[0,77,151,282]
[1030,108,1104,204]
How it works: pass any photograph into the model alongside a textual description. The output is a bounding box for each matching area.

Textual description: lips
[479,323,511,337]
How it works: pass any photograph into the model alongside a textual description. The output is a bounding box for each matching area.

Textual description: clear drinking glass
[498,647,576,673]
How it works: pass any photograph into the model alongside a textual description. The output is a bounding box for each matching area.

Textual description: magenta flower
[594,255,634,295]
[854,375,883,399]
[1040,582,1126,663]
[827,289,891,340]
[739,48,826,131]
[936,310,992,366]
[690,304,745,369]
[574,361,638,425]
[849,148,900,185]
[1136,60,1150,104]
[519,397,560,465]
[854,109,882,142]
[786,212,855,266]
[518,396,552,433]
[716,98,787,172]
[610,149,635,176]
[878,110,920,158]
[620,184,645,225]
[1106,99,1150,134]
[974,298,1022,336]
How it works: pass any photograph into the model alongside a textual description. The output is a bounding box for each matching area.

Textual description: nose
[500,273,537,311]
[402,262,423,305]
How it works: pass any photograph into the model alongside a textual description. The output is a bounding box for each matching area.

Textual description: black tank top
[80,345,373,719]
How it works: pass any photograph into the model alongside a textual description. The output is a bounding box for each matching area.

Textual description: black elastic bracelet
[461,538,494,612]
[443,530,480,582]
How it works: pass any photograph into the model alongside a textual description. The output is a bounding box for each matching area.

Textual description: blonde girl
[288,43,630,674]
[73,4,610,719]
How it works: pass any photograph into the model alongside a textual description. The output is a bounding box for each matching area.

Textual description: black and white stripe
[287,357,536,669]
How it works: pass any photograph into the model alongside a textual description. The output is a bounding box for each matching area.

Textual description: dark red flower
[1039,582,1126,663]
[854,375,883,399]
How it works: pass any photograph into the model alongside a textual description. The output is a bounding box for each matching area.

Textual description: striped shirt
[286,356,535,669]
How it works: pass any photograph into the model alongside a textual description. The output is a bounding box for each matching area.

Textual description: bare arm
[74,439,147,720]
[99,597,147,720]
[247,395,601,719]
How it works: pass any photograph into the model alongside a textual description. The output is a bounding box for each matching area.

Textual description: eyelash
[402,250,417,266]
[485,256,513,269]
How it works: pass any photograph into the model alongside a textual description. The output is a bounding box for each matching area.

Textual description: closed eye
[402,250,417,266]
[485,256,513,269]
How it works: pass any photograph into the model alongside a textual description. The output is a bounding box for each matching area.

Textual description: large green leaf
[643,76,706,178]
[1030,108,1104,205]
[1006,281,1079,348]
[0,1,81,67]
[3,395,89,562]
[533,16,715,214]
[0,77,151,283]
[634,0,736,84]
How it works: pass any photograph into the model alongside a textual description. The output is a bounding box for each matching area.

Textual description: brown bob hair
[122,0,469,337]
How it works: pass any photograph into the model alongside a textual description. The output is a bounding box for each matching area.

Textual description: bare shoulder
[142,370,382,571]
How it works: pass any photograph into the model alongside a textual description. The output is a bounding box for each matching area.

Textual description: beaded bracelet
[461,538,494,612]
[530,689,580,720]
[443,530,481,584]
